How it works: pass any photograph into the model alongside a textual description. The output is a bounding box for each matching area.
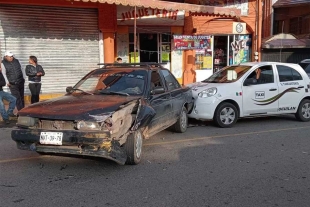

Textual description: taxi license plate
[40,132,63,145]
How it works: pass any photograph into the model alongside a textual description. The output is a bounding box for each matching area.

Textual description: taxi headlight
[17,116,36,127]
[76,121,100,130]
[198,87,217,98]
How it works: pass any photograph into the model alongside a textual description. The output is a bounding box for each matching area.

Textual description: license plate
[40,132,63,145]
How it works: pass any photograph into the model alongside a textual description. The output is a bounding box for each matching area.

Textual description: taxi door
[275,64,306,112]
[242,64,279,116]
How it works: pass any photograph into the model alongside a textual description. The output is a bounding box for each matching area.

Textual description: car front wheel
[295,99,310,122]
[124,130,143,165]
[214,102,238,128]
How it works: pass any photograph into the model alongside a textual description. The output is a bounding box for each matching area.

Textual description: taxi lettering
[278,107,296,111]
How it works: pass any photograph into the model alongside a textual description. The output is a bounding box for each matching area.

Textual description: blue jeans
[0,91,16,121]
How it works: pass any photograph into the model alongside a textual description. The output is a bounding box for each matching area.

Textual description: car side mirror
[244,78,257,86]
[66,86,74,93]
[152,87,165,95]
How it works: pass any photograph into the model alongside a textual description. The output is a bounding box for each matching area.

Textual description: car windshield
[73,69,147,96]
[202,65,252,83]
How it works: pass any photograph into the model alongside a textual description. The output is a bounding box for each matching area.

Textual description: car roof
[237,61,300,67]
[97,63,168,71]
[300,59,310,63]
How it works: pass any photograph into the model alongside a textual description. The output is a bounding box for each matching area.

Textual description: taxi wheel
[214,102,238,128]
[295,99,310,122]
[124,130,143,165]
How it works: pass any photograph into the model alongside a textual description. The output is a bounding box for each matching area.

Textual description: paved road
[1,115,310,207]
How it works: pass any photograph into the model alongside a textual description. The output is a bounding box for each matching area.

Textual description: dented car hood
[18,95,140,120]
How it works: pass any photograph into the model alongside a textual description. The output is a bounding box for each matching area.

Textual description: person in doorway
[115,57,122,63]
[1,51,26,111]
[25,56,45,104]
[0,67,17,124]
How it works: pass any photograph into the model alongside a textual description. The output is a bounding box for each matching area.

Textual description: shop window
[277,65,303,82]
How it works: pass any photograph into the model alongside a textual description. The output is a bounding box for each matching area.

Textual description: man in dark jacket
[0,67,17,124]
[1,51,25,111]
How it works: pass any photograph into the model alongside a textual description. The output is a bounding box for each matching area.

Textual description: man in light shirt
[1,51,26,111]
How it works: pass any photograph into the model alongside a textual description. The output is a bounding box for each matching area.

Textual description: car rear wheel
[214,102,238,128]
[124,130,143,165]
[171,106,188,133]
[295,99,310,122]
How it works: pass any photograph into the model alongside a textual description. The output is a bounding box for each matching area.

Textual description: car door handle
[269,88,277,91]
[298,86,304,88]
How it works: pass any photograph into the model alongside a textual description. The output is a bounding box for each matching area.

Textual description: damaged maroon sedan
[12,63,193,165]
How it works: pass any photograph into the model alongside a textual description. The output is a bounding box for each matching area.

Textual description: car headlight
[76,121,100,130]
[198,87,217,98]
[17,116,36,127]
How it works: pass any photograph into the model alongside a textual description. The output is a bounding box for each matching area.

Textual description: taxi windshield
[74,69,147,96]
[202,65,252,83]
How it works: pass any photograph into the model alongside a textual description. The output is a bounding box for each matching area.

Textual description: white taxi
[188,62,310,127]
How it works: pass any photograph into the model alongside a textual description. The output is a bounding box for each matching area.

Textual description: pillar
[98,3,117,63]
[183,50,196,85]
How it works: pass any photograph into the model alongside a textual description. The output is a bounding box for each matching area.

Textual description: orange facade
[0,0,262,86]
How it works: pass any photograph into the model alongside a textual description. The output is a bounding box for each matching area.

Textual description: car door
[147,70,172,137]
[242,64,279,116]
[276,64,306,112]
[160,69,184,121]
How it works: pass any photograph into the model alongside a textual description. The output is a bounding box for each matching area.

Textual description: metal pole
[134,6,137,63]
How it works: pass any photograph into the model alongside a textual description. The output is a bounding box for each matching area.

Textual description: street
[1,115,310,207]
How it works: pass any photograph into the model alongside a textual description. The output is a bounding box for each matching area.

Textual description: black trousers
[29,83,42,104]
[9,81,25,111]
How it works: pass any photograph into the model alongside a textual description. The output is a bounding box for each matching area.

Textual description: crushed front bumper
[11,128,127,165]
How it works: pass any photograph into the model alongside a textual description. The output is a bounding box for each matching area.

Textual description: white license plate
[40,132,63,145]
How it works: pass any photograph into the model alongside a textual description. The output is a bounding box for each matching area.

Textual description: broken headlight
[17,116,37,127]
[76,121,100,130]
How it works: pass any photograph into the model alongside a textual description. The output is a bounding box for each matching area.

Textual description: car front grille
[39,120,76,130]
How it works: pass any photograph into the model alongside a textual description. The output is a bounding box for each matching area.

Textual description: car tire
[171,106,188,133]
[124,130,143,165]
[295,99,310,122]
[214,102,238,128]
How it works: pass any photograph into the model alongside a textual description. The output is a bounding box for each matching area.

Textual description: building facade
[261,0,310,63]
[0,0,262,100]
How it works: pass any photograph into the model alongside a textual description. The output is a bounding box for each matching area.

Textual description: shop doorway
[213,36,228,72]
[139,33,158,62]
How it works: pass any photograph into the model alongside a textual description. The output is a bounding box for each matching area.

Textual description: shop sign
[173,35,212,50]
[117,5,184,26]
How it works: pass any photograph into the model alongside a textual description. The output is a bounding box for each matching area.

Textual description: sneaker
[4,119,10,124]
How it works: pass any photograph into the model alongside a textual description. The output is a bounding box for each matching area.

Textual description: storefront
[115,5,185,81]
[0,3,100,94]
[173,34,252,81]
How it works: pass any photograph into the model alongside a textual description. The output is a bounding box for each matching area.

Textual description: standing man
[1,51,26,111]
[0,67,17,124]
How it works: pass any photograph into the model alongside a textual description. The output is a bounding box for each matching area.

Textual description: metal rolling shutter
[0,5,99,94]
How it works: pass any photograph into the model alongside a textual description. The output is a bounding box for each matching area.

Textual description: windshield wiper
[202,80,218,83]
[71,88,93,95]
[100,90,129,96]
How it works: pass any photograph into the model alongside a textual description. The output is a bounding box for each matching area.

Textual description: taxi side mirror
[243,78,257,86]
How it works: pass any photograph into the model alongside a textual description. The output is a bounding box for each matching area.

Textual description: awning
[74,0,241,17]
[263,39,310,49]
